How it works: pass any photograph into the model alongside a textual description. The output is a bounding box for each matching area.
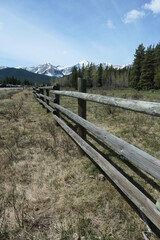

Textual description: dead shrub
[3,146,18,163]
[0,185,33,238]
[105,105,116,115]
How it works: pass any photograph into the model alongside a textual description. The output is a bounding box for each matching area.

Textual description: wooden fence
[33,79,160,232]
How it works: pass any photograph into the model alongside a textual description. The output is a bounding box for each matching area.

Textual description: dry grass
[0,88,160,239]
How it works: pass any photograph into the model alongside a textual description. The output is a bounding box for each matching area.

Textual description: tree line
[60,42,160,90]
[1,42,160,90]
[130,43,160,90]
[0,76,32,86]
[60,63,131,89]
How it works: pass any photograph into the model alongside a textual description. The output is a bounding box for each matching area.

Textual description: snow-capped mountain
[24,60,131,78]
[0,66,7,70]
[24,60,89,77]
[100,62,131,69]
[75,60,89,69]
[0,60,131,78]
[25,63,63,77]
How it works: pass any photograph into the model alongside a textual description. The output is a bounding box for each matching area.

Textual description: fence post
[53,84,60,125]
[46,89,50,113]
[78,78,86,143]
[40,88,45,108]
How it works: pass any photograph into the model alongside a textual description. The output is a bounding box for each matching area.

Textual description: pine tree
[97,63,103,87]
[130,44,145,89]
[154,43,160,72]
[78,68,82,78]
[139,45,155,90]
[91,64,98,87]
[70,66,78,89]
[102,66,108,87]
[81,64,85,78]
[154,65,160,89]
[86,63,93,88]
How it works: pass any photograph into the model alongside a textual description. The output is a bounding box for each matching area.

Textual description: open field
[0,88,160,239]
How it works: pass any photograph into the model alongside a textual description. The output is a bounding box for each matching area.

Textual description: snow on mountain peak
[0,66,7,70]
[78,60,89,67]
[0,60,131,78]
[15,66,22,69]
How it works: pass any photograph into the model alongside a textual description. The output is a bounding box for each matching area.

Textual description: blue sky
[0,0,160,67]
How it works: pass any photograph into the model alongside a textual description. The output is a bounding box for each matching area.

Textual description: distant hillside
[0,68,54,84]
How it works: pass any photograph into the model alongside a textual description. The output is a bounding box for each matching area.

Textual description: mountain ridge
[0,60,131,78]
[0,67,54,84]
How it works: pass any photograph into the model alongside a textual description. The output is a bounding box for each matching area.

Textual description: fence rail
[33,81,160,231]
[50,90,160,117]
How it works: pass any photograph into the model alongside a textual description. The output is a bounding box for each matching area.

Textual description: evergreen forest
[0,42,160,90]
[61,42,160,90]
[130,43,160,89]
[0,76,32,86]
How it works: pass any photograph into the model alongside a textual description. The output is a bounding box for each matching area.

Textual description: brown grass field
[0,88,160,240]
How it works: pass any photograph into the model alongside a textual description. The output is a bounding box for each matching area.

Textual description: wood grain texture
[34,93,160,230]
[52,113,160,230]
[35,94,160,181]
[78,78,86,141]
[46,89,50,113]
[53,103,160,181]
[39,86,54,90]
[50,90,160,117]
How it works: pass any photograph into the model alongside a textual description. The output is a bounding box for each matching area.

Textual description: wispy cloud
[144,0,160,14]
[122,10,145,24]
[123,0,160,25]
[107,19,115,29]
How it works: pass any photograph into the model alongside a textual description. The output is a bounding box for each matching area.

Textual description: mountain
[0,60,131,80]
[25,60,130,77]
[0,60,90,84]
[0,66,7,70]
[25,60,89,77]
[100,62,132,69]
[25,63,62,77]
[0,68,53,84]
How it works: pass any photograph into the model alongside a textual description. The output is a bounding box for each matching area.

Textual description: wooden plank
[46,89,50,113]
[53,103,160,181]
[34,95,160,180]
[34,92,40,98]
[33,96,160,181]
[39,94,52,101]
[52,113,160,230]
[53,84,60,118]
[39,86,54,90]
[37,97,54,112]
[34,94,160,230]
[39,89,45,108]
[50,90,160,117]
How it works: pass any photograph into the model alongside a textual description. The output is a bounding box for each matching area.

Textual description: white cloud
[144,0,160,14]
[107,19,115,29]
[123,9,145,23]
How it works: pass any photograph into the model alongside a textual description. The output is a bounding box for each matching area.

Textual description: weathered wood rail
[50,90,160,117]
[33,81,160,232]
